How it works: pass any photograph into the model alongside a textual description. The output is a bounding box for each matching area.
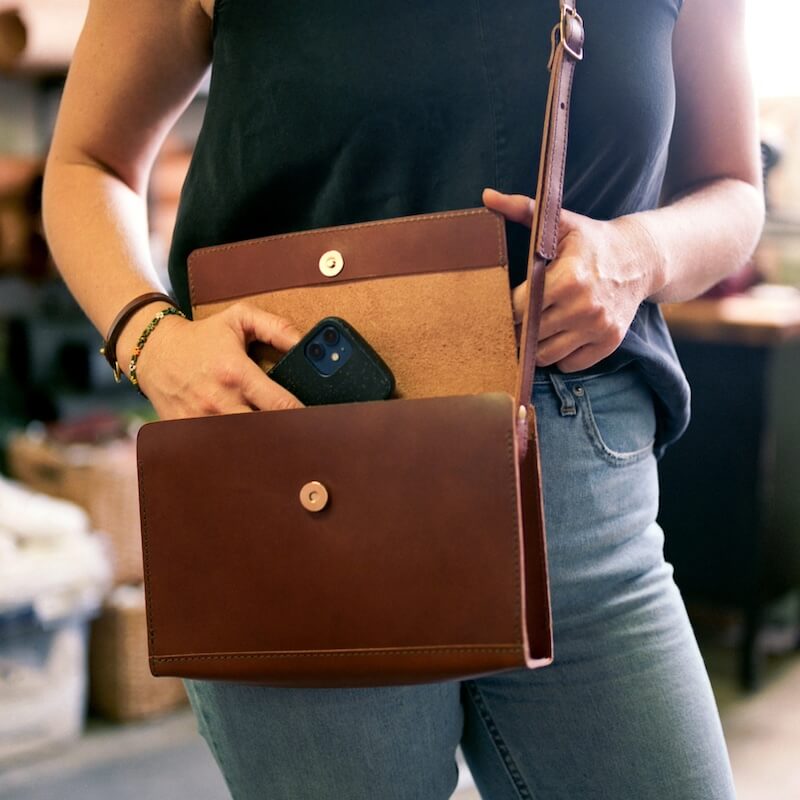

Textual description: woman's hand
[122,302,305,420]
[483,187,664,373]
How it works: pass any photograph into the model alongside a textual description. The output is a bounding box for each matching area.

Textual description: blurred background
[0,2,799,799]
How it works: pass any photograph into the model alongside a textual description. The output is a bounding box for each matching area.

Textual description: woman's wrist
[115,301,188,382]
[128,306,187,393]
[610,212,669,303]
[616,181,765,306]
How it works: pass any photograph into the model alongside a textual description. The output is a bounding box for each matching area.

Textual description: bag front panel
[138,393,537,686]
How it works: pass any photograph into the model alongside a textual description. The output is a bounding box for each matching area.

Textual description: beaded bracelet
[128,306,186,395]
[100,292,177,382]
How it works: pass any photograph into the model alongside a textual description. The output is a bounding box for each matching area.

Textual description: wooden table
[662,293,800,345]
[658,292,800,690]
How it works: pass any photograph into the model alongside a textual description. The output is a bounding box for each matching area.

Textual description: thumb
[484,187,582,240]
[240,359,305,411]
[482,188,535,228]
[557,207,582,235]
[227,302,303,352]
[511,281,528,325]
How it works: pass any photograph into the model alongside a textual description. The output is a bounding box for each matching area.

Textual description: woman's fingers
[137,304,307,419]
[511,281,528,324]
[227,404,258,415]
[491,193,643,372]
[536,329,590,367]
[239,359,305,411]
[222,302,307,408]
[512,279,570,333]
[483,188,535,227]
[536,306,570,341]
[483,187,583,236]
[226,302,303,352]
[553,343,611,374]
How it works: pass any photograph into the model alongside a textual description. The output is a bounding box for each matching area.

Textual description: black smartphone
[266,316,395,406]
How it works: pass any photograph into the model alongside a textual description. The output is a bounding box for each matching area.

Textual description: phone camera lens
[322,326,340,346]
[307,342,325,361]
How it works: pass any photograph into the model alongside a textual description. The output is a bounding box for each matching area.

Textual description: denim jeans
[184,365,736,799]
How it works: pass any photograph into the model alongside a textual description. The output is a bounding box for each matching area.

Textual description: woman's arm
[630,0,764,303]
[43,0,302,418]
[484,0,765,372]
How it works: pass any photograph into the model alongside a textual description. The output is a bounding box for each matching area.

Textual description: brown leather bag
[136,1,584,688]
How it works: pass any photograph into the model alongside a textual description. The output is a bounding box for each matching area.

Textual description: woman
[43,1,763,797]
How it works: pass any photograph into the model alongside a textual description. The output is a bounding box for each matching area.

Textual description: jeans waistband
[533,365,609,385]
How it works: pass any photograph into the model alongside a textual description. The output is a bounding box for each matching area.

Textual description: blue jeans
[184,365,736,799]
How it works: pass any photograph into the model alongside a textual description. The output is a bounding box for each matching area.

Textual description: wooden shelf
[662,291,800,346]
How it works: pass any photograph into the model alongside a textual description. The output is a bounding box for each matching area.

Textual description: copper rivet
[300,481,329,512]
[319,250,344,277]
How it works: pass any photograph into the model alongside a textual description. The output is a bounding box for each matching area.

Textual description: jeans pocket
[575,368,657,466]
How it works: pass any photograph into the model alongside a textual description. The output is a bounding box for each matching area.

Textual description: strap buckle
[549,5,584,67]
[99,346,122,383]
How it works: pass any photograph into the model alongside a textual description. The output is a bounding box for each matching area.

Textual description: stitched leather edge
[136,436,157,656]
[506,428,523,646]
[152,645,524,663]
[187,207,507,306]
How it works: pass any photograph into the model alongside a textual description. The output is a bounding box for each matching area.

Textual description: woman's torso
[168,0,690,454]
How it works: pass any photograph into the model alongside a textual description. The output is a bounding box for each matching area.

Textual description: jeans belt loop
[548,371,578,417]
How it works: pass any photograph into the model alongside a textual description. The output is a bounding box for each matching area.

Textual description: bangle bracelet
[128,306,187,396]
[100,292,177,382]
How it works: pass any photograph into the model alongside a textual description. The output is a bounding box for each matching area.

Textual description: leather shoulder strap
[515,0,584,439]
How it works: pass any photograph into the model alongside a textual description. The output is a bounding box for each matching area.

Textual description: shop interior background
[0,2,799,799]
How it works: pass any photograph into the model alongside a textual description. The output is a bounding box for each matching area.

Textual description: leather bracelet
[100,292,177,382]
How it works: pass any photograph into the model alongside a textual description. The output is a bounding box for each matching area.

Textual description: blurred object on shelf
[761,139,782,215]
[0,7,23,71]
[700,125,792,300]
[759,98,800,222]
[700,258,761,299]
[2,279,121,419]
[90,584,187,722]
[0,474,110,616]
[755,218,800,289]
[7,427,144,585]
[149,134,193,218]
[45,410,131,445]
[701,118,800,300]
[0,273,38,316]
[0,156,51,279]
[0,0,88,75]
[702,220,800,302]
[0,475,110,764]
[148,136,193,279]
[6,313,97,396]
[0,608,91,764]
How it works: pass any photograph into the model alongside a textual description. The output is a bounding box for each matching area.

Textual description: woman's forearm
[485,175,765,373]
[41,157,180,373]
[43,152,304,417]
[628,177,765,305]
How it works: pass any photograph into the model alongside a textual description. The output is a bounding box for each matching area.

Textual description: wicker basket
[89,585,187,721]
[6,434,143,585]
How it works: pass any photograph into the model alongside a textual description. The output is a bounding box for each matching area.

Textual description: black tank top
[168,0,690,456]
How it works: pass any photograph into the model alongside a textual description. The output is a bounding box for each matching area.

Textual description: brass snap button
[319,250,344,277]
[300,481,329,512]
